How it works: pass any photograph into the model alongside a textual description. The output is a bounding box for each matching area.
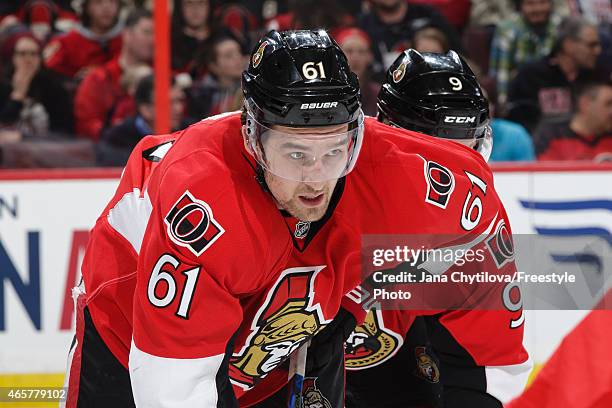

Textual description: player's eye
[289,152,305,160]
[327,148,342,156]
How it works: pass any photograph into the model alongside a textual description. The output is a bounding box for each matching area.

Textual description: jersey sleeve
[352,122,532,404]
[129,150,274,407]
[412,155,532,403]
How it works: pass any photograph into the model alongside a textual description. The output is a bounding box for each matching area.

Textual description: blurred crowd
[0,0,610,167]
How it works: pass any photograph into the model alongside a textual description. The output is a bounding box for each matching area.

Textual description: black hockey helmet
[242,29,365,182]
[378,49,492,160]
[243,29,361,126]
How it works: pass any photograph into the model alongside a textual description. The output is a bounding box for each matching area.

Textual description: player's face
[263,123,349,222]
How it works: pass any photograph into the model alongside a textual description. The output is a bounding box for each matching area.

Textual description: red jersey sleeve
[129,146,285,406]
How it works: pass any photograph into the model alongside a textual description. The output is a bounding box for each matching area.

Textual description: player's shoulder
[358,118,504,236]
[145,112,290,279]
[152,111,244,188]
[362,116,493,183]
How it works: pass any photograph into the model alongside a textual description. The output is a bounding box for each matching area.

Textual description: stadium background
[0,0,611,406]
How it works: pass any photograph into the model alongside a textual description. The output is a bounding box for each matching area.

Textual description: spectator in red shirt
[43,0,122,80]
[97,74,188,166]
[73,8,153,140]
[266,0,354,32]
[336,27,381,116]
[535,79,612,161]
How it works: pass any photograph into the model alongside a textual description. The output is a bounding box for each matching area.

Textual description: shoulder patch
[164,190,225,256]
[420,156,455,209]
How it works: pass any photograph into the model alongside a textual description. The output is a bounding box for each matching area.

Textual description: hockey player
[65,31,526,408]
[344,49,530,408]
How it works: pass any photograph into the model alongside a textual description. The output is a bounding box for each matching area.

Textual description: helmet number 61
[303,62,326,80]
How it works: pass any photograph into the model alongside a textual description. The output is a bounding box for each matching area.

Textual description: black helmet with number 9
[378,49,492,161]
[241,29,365,182]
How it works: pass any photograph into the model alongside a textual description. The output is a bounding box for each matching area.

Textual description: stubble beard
[265,172,333,222]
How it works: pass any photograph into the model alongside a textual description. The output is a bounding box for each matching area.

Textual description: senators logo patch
[422,158,455,209]
[165,191,224,256]
[392,62,407,83]
[301,377,332,408]
[345,309,403,370]
[252,40,268,68]
[414,346,440,383]
[486,220,515,268]
[229,266,330,390]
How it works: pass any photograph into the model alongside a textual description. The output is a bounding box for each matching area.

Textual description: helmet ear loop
[242,120,272,192]
[243,117,271,167]
[344,115,365,174]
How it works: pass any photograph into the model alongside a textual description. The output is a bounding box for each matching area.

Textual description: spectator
[506,16,604,132]
[43,0,122,80]
[171,0,212,77]
[215,3,258,51]
[568,0,612,25]
[412,26,449,53]
[535,80,612,161]
[266,0,354,32]
[187,30,246,120]
[336,27,381,116]
[15,0,61,42]
[97,74,187,166]
[490,0,562,110]
[479,86,536,161]
[469,0,568,27]
[73,8,153,140]
[0,31,73,142]
[408,0,471,32]
[358,0,461,75]
[490,118,536,161]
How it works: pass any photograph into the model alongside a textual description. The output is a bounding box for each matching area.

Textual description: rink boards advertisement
[0,164,611,375]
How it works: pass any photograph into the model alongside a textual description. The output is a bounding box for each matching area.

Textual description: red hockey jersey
[80,112,528,406]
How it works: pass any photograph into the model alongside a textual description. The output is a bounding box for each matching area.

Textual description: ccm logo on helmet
[444,116,476,124]
[300,102,338,110]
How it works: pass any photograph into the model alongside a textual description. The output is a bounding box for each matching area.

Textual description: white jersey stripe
[107,189,153,254]
[485,356,533,403]
[129,340,225,408]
